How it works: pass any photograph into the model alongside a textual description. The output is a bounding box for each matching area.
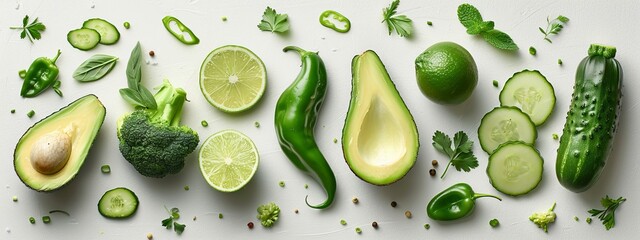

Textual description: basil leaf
[126,42,143,91]
[73,54,118,82]
[119,88,145,108]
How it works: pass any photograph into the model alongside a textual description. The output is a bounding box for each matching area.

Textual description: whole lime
[415,42,478,105]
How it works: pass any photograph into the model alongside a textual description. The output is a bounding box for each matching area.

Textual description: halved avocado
[14,95,106,191]
[342,50,420,185]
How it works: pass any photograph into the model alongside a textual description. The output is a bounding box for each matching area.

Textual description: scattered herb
[247,222,254,229]
[391,201,397,208]
[257,7,289,33]
[222,16,228,22]
[424,223,430,229]
[429,169,436,176]
[529,202,556,232]
[29,217,36,224]
[10,15,46,43]
[279,181,285,187]
[27,110,35,118]
[19,70,26,79]
[218,213,223,219]
[340,219,347,225]
[490,218,500,227]
[333,138,338,143]
[12,196,18,202]
[493,80,499,87]
[405,210,412,218]
[529,46,537,56]
[432,131,479,179]
[574,216,579,221]
[162,207,186,234]
[192,216,196,221]
[123,22,130,29]
[588,195,626,230]
[431,160,438,166]
[427,21,433,26]
[304,184,309,189]
[101,164,111,173]
[183,185,189,191]
[586,217,592,224]
[539,15,569,43]
[372,221,379,229]
[119,42,158,109]
[42,216,51,224]
[257,202,280,227]
[352,197,359,204]
[355,227,362,234]
[11,109,16,114]
[552,133,559,140]
[382,0,413,38]
[558,59,563,65]
[52,80,62,97]
[457,4,518,50]
[254,121,260,128]
[200,120,208,127]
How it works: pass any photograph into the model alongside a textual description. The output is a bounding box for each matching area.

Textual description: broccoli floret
[256,202,280,228]
[117,80,199,178]
[529,202,557,232]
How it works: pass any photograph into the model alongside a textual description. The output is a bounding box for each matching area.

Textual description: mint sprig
[539,15,569,43]
[457,4,518,51]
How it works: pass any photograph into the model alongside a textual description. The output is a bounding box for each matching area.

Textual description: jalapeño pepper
[427,183,501,221]
[275,46,336,209]
[319,10,351,33]
[162,16,200,45]
[20,50,61,97]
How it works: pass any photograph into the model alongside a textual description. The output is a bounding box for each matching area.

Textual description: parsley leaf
[539,15,569,43]
[257,7,289,33]
[161,206,186,234]
[432,131,478,179]
[456,4,518,50]
[382,0,413,38]
[10,15,46,43]
[588,195,626,230]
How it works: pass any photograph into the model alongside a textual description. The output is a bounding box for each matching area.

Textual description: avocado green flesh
[342,50,419,185]
[14,95,106,191]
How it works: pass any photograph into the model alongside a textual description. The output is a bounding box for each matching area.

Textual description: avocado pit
[30,131,72,175]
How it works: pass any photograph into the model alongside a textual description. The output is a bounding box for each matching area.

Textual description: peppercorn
[294,209,299,214]
[352,197,359,204]
[431,160,438,166]
[429,169,436,176]
[372,221,378,229]
[247,222,254,229]
[149,51,155,57]
[405,210,412,218]
[391,201,397,208]
[146,233,153,239]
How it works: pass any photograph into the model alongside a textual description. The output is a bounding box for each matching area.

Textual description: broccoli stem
[151,80,187,126]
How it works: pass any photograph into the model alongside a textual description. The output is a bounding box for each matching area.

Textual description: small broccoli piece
[529,202,557,232]
[117,80,199,178]
[256,202,280,228]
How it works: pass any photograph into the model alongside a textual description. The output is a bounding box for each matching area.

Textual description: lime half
[199,130,259,192]
[200,45,266,112]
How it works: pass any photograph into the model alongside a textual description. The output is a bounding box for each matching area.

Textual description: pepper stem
[473,193,502,201]
[51,49,62,63]
[588,44,616,58]
[283,46,308,55]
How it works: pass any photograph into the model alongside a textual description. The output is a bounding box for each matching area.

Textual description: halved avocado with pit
[14,95,106,191]
[342,50,420,185]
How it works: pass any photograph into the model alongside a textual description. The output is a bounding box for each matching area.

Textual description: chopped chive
[492,80,499,87]
[333,138,338,143]
[12,196,18,202]
[529,46,537,55]
[304,184,308,189]
[19,69,27,79]
[124,22,130,29]
[278,181,285,187]
[184,185,190,191]
[27,110,35,118]
[29,217,36,224]
[586,217,592,224]
[355,227,362,234]
[201,120,208,127]
[558,59,563,65]
[489,218,499,227]
[340,219,347,225]
[426,21,433,26]
[101,164,111,173]
[424,223,430,229]
[552,133,559,140]
[222,16,228,21]
[10,109,16,114]
[574,216,579,221]
[42,216,51,224]
[218,213,223,219]
[254,121,260,128]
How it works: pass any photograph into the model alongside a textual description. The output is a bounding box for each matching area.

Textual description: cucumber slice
[478,106,537,154]
[499,70,556,126]
[82,18,120,45]
[67,28,101,51]
[487,142,543,196]
[98,187,139,218]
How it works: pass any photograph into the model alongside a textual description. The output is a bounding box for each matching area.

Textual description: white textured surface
[1,0,639,239]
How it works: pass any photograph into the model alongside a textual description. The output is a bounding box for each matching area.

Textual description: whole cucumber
[556,44,623,192]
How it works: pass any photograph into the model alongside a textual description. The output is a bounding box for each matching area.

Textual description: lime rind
[199,130,259,192]
[199,45,267,113]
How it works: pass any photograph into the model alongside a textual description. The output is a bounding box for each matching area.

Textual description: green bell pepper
[274,46,336,209]
[162,16,200,45]
[319,10,351,33]
[20,50,61,97]
[427,183,501,221]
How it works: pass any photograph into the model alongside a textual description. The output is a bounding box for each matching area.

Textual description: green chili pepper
[275,46,336,209]
[426,183,501,221]
[162,16,200,45]
[20,50,61,97]
[319,10,351,33]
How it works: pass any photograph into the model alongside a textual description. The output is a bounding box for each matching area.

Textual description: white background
[1,0,639,239]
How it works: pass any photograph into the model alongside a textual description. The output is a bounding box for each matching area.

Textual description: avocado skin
[13,94,106,192]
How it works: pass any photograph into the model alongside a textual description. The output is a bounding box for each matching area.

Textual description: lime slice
[199,45,267,112]
[199,130,259,192]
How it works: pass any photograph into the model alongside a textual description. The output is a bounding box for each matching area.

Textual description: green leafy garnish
[162,207,186,234]
[539,15,569,43]
[257,7,289,33]
[257,202,280,227]
[119,42,157,109]
[457,4,518,50]
[10,15,46,43]
[588,195,626,230]
[382,0,413,38]
[432,131,478,179]
[73,54,119,82]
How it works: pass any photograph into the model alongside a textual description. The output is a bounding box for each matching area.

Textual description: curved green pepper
[319,10,351,33]
[427,183,501,221]
[275,46,336,209]
[162,16,200,45]
[20,50,61,97]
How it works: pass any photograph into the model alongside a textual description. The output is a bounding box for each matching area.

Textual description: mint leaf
[258,7,289,33]
[481,29,519,50]
[457,3,483,29]
[467,21,494,35]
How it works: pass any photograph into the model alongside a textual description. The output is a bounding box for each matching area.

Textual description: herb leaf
[481,29,519,50]
[73,54,119,82]
[382,0,414,38]
[588,195,626,230]
[456,4,518,50]
[257,7,289,33]
[162,206,186,234]
[10,15,46,43]
[432,131,478,179]
[540,15,569,43]
[119,42,157,109]
[457,3,484,29]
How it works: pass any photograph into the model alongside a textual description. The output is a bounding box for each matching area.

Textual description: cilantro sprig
[539,15,569,43]
[588,195,626,230]
[432,131,478,179]
[257,7,289,33]
[382,0,413,38]
[162,207,186,234]
[10,15,46,43]
[457,4,518,51]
